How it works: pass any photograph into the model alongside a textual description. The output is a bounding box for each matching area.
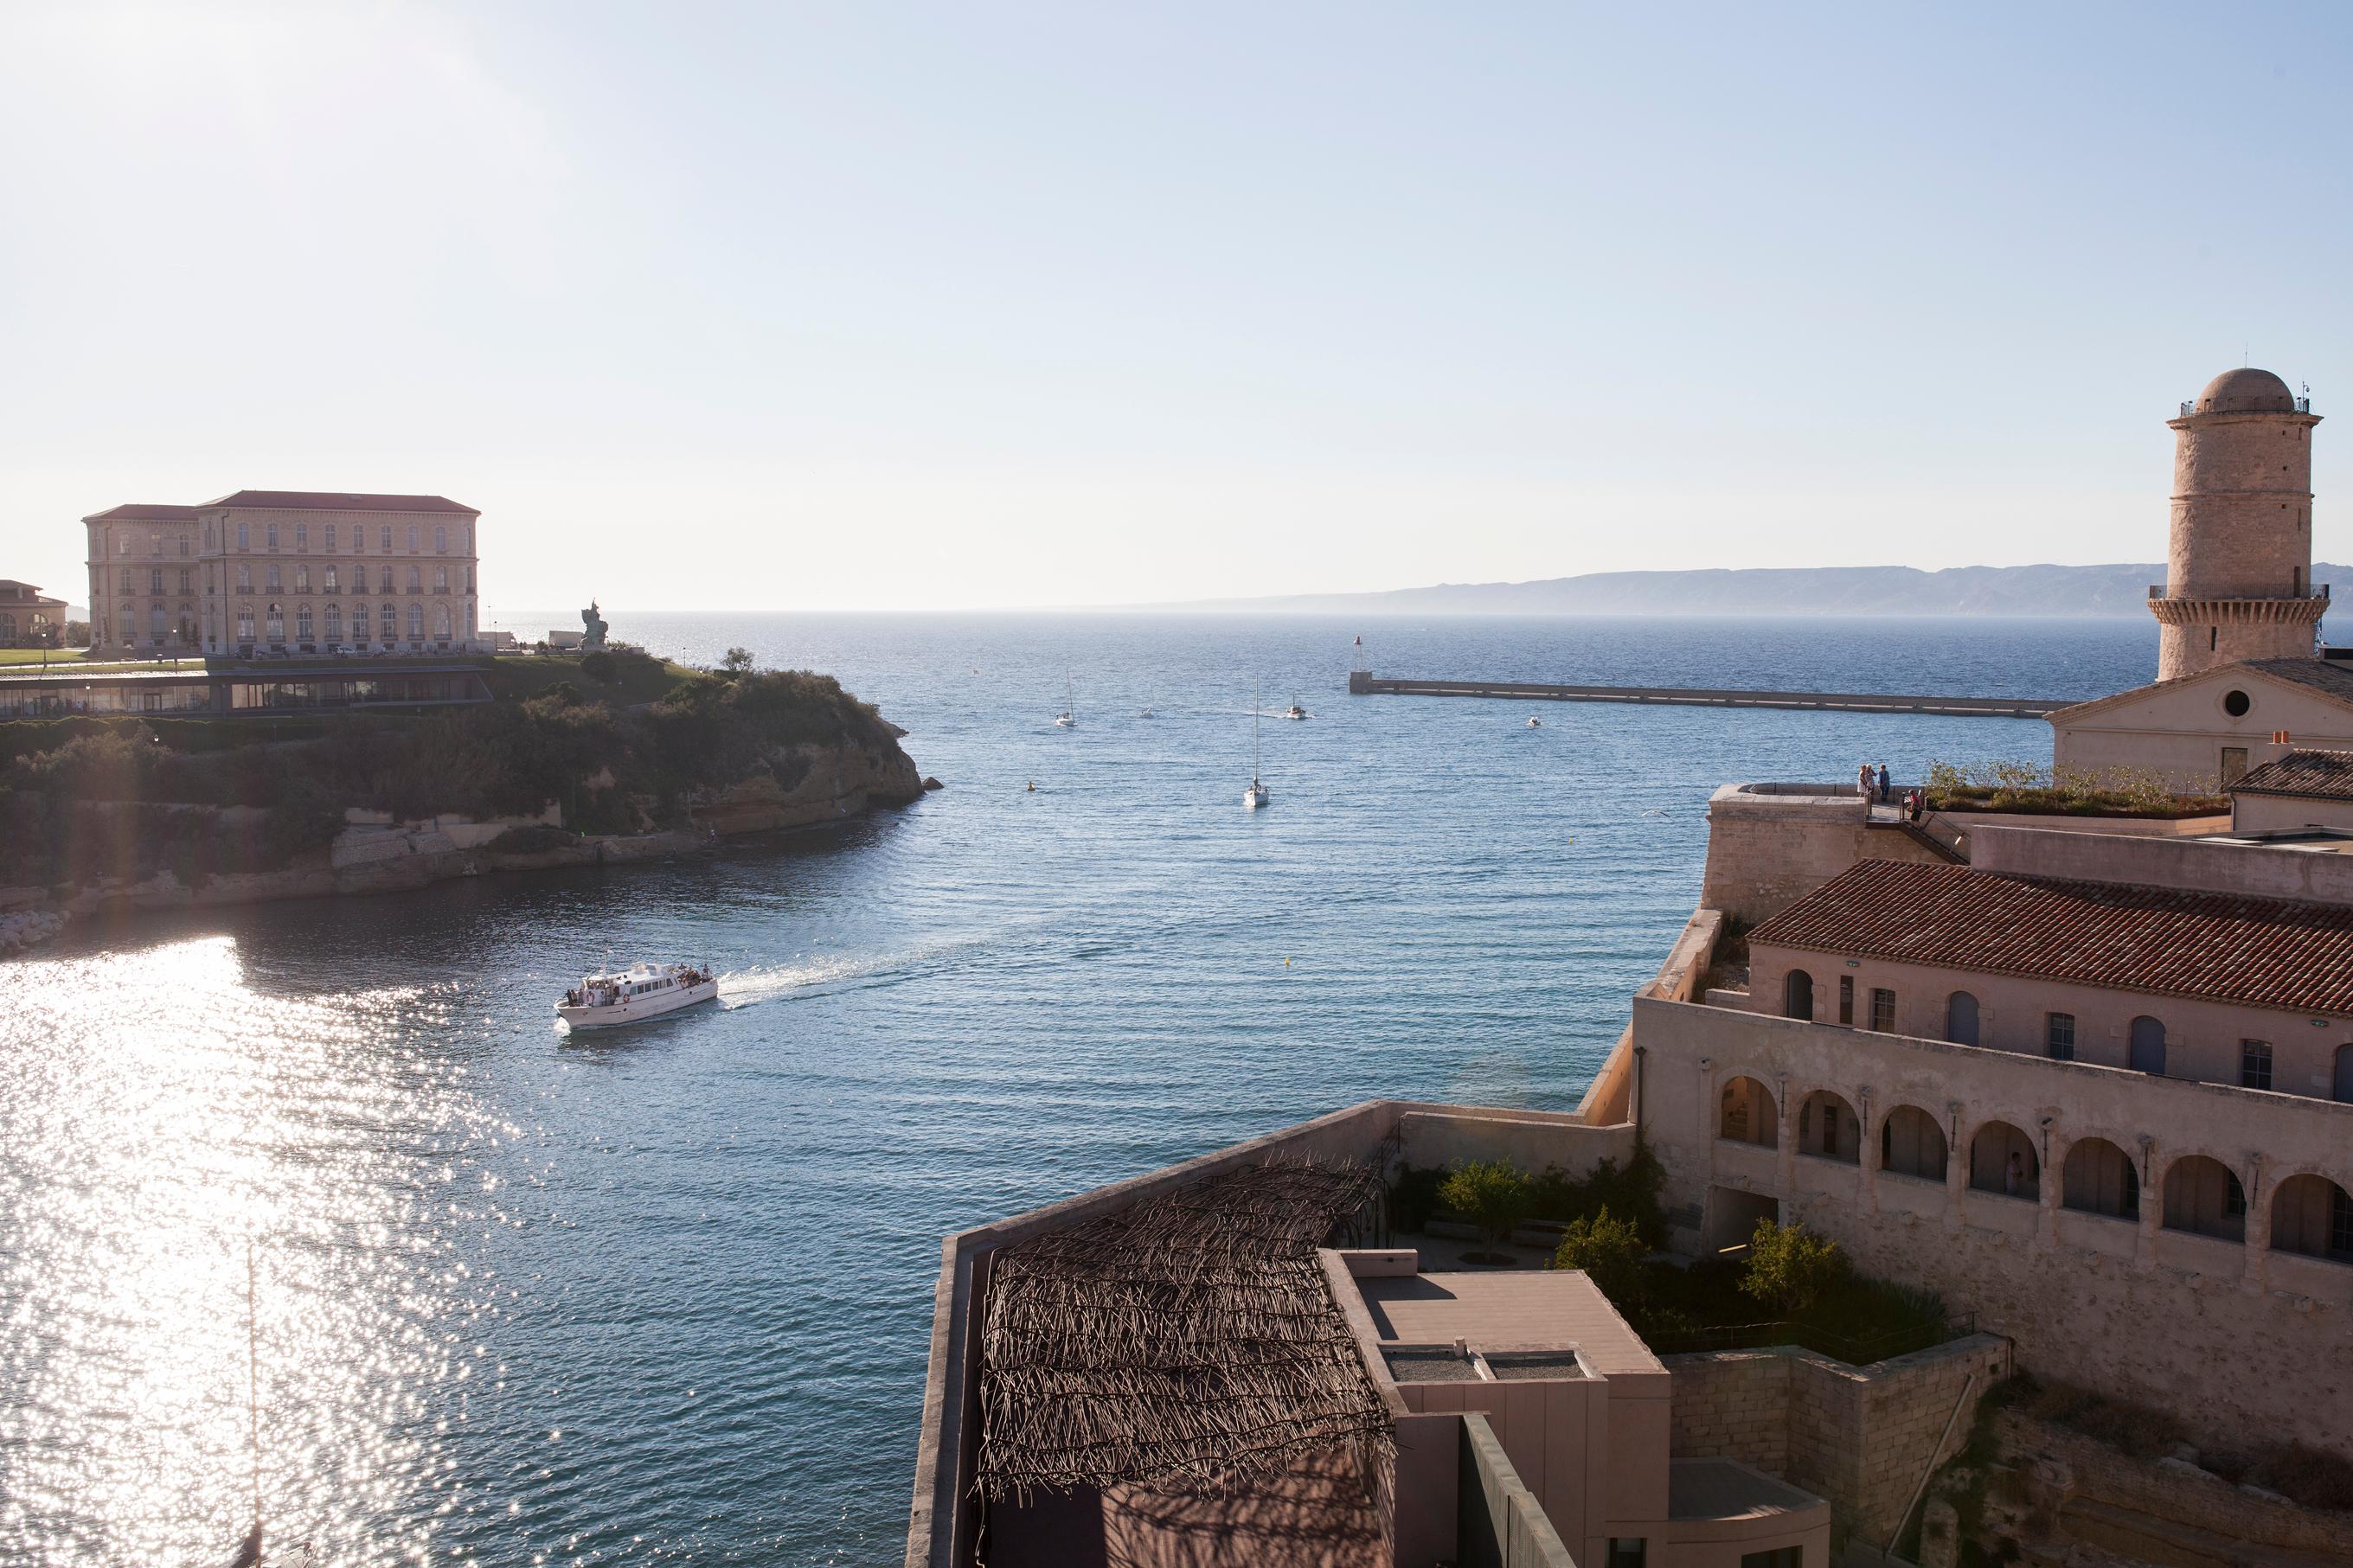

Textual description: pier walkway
[1345,670,2063,720]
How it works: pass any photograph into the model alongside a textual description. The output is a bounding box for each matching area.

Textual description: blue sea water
[0,615,2158,1565]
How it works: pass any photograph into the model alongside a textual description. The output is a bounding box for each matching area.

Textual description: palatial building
[80,490,482,658]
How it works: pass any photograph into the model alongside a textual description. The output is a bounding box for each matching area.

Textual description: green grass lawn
[0,650,170,675]
[483,651,697,706]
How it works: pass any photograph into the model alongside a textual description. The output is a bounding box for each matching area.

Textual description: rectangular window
[2046,1013,2075,1061]
[433,566,449,592]
[1869,989,1895,1033]
[295,566,311,592]
[325,523,338,551]
[266,565,281,592]
[1741,1550,1801,1568]
[1609,1542,1647,1568]
[266,523,279,550]
[149,568,163,594]
[2222,746,2248,785]
[407,523,420,552]
[381,524,393,551]
[1837,976,1853,1025]
[295,523,308,550]
[237,566,253,592]
[177,569,191,593]
[2331,1187,2353,1259]
[2241,1040,2273,1091]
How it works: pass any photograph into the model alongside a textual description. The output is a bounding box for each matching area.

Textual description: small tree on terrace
[1439,1159,1531,1265]
[1549,1204,1648,1309]
[1739,1219,1850,1314]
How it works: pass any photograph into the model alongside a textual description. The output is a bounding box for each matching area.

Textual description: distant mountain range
[1144,563,2353,618]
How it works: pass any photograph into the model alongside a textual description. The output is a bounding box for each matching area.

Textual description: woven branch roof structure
[977,1156,1394,1503]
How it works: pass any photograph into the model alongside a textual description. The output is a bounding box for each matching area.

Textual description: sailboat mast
[247,1241,262,1549]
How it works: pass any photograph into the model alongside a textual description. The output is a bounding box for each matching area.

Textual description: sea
[0,613,2169,1565]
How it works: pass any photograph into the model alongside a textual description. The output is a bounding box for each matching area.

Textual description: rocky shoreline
[0,736,934,953]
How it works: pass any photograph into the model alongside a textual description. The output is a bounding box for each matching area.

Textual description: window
[149,567,163,594]
[1837,975,1854,1024]
[465,566,475,593]
[380,602,398,639]
[2335,1187,2353,1258]
[237,565,253,592]
[295,566,311,592]
[1869,989,1896,1032]
[2222,688,2251,717]
[434,604,452,638]
[118,568,132,594]
[380,524,393,551]
[295,605,314,641]
[1741,1550,1801,1568]
[378,565,394,592]
[266,605,285,642]
[324,566,338,593]
[1609,1542,1647,1568]
[237,522,249,550]
[433,566,449,592]
[354,525,364,553]
[435,524,447,554]
[325,523,338,551]
[119,605,135,643]
[177,569,191,593]
[407,602,425,638]
[296,524,309,550]
[150,604,166,641]
[266,565,281,592]
[407,566,422,593]
[2046,1013,2075,1061]
[177,533,190,557]
[236,606,255,642]
[465,600,476,636]
[324,604,342,643]
[149,532,161,556]
[118,533,131,555]
[1783,970,1813,1021]
[459,524,471,552]
[2222,746,2248,785]
[407,524,419,553]
[266,523,279,550]
[2241,1040,2273,1091]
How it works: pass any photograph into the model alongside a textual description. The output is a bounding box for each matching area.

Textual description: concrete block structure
[81,490,483,658]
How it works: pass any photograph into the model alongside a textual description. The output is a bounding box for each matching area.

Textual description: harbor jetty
[1345,669,2063,719]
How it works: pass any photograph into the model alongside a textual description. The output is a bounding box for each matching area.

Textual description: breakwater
[1346,669,2064,719]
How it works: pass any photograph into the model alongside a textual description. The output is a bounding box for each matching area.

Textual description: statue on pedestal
[581,599,609,650]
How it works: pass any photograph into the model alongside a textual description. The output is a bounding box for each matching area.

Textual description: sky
[3,2,2351,615]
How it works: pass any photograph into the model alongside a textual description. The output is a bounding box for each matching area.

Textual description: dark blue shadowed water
[0,615,2158,1564]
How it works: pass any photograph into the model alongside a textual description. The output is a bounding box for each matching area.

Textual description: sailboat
[223,1241,311,1567]
[1243,681,1271,810]
[1054,672,1076,728]
[1282,695,1310,720]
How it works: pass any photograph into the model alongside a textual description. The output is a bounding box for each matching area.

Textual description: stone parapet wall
[1664,1337,2009,1547]
[1699,786,1952,927]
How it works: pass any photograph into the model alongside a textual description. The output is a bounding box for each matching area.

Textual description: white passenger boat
[556,962,718,1030]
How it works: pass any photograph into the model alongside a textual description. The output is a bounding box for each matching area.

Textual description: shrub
[578,650,618,684]
[1740,1219,1850,1313]
[720,646,756,675]
[1527,1142,1669,1247]
[1438,1159,1531,1262]
[1550,1205,1648,1305]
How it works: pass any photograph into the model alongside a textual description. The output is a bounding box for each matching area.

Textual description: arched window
[1796,1090,1860,1163]
[407,603,424,638]
[1719,1077,1778,1148]
[1873,1109,1948,1184]
[1945,991,1979,1046]
[295,604,313,641]
[2163,1155,2246,1242]
[2271,1174,2353,1264]
[2062,1138,2138,1219]
[1968,1123,2038,1200]
[235,605,256,643]
[266,604,285,642]
[2129,1017,2167,1076]
[434,604,452,639]
[1784,969,1814,1021]
[324,604,343,643]
[379,602,398,640]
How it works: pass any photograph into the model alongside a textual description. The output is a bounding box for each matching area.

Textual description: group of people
[1858,761,1929,823]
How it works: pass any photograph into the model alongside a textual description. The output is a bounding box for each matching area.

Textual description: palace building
[80,490,482,658]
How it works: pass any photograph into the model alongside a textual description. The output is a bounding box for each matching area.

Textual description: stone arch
[1718,1076,1778,1148]
[1794,1088,1860,1164]
[2270,1174,2353,1264]
[2161,1154,2247,1242]
[1783,969,1815,1021]
[2129,1015,2168,1076]
[1967,1120,2039,1200]
[2062,1137,2139,1219]
[1945,990,1980,1046]
[1878,1104,1947,1181]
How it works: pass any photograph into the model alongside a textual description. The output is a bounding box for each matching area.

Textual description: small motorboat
[1527,715,1543,728]
[557,963,719,1030]
[1282,697,1310,720]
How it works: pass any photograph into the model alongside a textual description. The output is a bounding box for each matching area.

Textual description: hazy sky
[4,3,2350,614]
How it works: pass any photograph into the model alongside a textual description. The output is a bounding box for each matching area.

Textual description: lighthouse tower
[2150,367,2325,681]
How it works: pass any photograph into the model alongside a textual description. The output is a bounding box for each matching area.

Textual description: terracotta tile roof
[2233,749,2353,801]
[80,503,201,522]
[202,490,478,515]
[1747,858,2353,1015]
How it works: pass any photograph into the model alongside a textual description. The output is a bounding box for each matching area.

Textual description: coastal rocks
[0,909,62,952]
[922,777,944,791]
[686,738,925,836]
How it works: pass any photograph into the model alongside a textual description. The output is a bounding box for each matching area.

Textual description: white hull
[558,978,719,1030]
[1243,784,1270,810]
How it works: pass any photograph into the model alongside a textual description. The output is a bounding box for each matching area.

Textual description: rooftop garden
[1392,1149,1953,1364]
[1922,758,2228,819]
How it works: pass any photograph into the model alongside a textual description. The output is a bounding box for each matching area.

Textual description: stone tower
[2151,367,2324,681]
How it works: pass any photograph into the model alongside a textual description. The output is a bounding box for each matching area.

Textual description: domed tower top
[2151,366,2323,681]
[2188,367,2300,416]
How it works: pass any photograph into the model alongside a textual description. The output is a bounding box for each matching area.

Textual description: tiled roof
[1747,858,2353,1015]
[80,503,201,522]
[2046,657,2353,722]
[202,490,478,514]
[2234,749,2353,801]
[0,582,64,605]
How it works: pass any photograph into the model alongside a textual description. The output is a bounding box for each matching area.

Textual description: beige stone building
[80,490,482,658]
[0,580,68,647]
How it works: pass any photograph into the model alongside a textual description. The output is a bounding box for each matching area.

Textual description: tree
[720,646,756,676]
[1439,1159,1531,1264]
[1740,1219,1850,1314]
[578,650,618,684]
[1549,1205,1648,1307]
